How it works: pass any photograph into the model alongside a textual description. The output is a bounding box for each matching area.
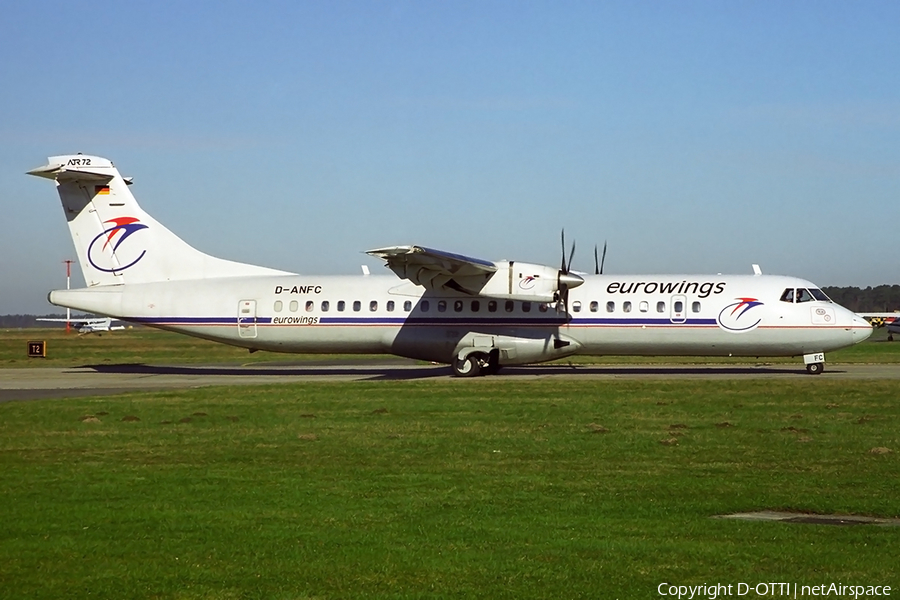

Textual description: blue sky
[1,1,897,314]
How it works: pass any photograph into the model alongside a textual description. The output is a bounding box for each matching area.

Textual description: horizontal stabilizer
[27,155,118,182]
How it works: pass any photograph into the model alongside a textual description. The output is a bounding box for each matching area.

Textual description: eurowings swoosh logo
[519,276,537,290]
[87,217,149,273]
[717,297,764,332]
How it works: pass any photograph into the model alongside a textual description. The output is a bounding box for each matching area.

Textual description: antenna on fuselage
[752,264,762,276]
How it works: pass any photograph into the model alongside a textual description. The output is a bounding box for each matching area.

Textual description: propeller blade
[600,241,607,275]
[560,229,567,272]
[593,244,599,275]
[567,239,576,274]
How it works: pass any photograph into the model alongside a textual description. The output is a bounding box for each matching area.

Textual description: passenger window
[369,300,377,311]
[639,301,649,313]
[780,289,795,303]
[692,301,701,313]
[538,303,549,312]
[471,300,480,312]
[572,301,581,313]
[403,300,412,311]
[420,300,430,312]
[353,300,361,312]
[623,301,632,313]
[505,300,515,313]
[454,300,463,313]
[488,300,497,312]
[590,301,598,312]
[337,300,345,312]
[306,300,314,312]
[274,300,283,312]
[321,301,329,312]
[656,301,665,313]
[674,301,684,313]
[387,300,395,312]
[522,302,531,313]
[606,301,615,313]
[438,300,447,312]
[289,300,298,312]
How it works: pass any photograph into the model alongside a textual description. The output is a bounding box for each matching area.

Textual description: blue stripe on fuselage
[127,315,717,327]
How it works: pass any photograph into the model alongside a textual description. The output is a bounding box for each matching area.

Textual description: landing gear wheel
[806,362,824,375]
[452,355,482,377]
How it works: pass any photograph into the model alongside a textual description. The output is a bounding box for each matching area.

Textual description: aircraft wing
[366,245,497,293]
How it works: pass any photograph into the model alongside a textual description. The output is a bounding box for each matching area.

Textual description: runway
[2,361,900,402]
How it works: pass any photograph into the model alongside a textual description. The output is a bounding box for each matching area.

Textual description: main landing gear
[451,351,501,377]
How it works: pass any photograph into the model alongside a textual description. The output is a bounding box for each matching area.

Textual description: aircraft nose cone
[852,315,873,343]
[559,273,585,289]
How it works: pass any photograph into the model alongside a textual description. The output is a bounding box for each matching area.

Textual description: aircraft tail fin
[28,154,291,286]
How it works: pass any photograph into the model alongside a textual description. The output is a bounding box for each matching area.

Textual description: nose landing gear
[806,362,824,375]
[803,352,825,375]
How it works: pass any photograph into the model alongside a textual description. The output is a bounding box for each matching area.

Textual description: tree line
[821,285,900,313]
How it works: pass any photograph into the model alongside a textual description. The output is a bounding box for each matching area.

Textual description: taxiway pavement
[2,361,899,402]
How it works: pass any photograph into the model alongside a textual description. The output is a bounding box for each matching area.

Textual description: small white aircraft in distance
[35,315,125,334]
[29,154,872,376]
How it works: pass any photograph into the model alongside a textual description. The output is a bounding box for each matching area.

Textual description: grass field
[1,378,898,598]
[3,326,899,368]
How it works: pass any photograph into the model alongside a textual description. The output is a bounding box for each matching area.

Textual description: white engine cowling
[474,261,582,302]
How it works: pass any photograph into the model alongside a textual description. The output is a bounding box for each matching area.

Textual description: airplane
[35,316,125,334]
[28,154,873,376]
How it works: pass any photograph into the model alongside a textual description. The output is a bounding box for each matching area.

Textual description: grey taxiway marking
[1,362,899,402]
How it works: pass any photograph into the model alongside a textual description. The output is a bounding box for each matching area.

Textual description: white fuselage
[51,272,872,366]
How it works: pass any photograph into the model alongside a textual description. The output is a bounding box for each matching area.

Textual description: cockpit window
[795,288,814,303]
[780,289,794,303]
[810,288,831,302]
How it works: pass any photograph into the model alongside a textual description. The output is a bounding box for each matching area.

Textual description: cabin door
[238,299,258,338]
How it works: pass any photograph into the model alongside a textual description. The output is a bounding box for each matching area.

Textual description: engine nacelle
[475,261,578,303]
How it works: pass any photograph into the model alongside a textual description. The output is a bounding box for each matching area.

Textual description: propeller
[594,241,607,275]
[557,229,584,314]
